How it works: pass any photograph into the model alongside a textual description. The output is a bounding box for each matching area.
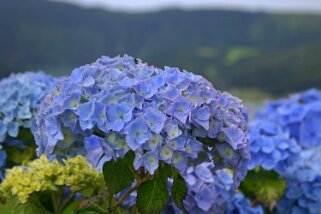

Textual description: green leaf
[157,162,172,181]
[0,197,50,214]
[240,168,286,211]
[103,152,135,196]
[4,128,37,166]
[76,188,111,214]
[156,162,187,212]
[77,210,102,214]
[137,176,169,214]
[4,146,35,165]
[171,171,187,212]
[62,200,80,214]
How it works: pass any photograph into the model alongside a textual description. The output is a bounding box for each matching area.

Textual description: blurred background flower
[0,72,58,179]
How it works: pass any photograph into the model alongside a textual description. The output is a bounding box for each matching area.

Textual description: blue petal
[143,150,159,174]
[77,99,96,121]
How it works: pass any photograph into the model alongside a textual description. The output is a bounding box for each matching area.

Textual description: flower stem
[94,129,106,139]
[90,202,109,213]
[51,192,61,214]
[59,192,75,212]
[114,185,139,209]
[30,195,50,214]
[113,173,151,210]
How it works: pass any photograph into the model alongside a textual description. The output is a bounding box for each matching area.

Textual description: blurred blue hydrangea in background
[277,147,321,214]
[0,72,58,179]
[242,89,321,213]
[256,89,321,149]
[248,120,300,174]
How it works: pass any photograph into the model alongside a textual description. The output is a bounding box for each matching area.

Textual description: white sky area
[50,0,321,13]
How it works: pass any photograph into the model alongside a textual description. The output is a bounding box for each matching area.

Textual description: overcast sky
[50,0,321,13]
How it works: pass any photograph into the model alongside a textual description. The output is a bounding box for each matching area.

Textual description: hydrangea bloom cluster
[277,147,321,213]
[249,89,321,172]
[0,155,104,203]
[245,89,321,213]
[35,55,249,187]
[0,72,58,175]
[248,120,300,174]
[251,89,321,174]
[0,72,57,139]
[256,89,321,149]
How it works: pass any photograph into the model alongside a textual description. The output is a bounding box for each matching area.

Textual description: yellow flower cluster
[0,155,104,203]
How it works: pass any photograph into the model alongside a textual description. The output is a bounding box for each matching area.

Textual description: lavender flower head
[0,72,58,176]
[35,55,249,187]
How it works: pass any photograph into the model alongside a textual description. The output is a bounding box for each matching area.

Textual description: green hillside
[1,0,321,94]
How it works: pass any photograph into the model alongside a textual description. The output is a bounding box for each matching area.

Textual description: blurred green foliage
[1,0,321,95]
[240,168,286,212]
[225,47,259,65]
[4,128,36,167]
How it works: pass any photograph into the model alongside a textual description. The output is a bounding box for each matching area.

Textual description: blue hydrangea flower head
[248,120,300,175]
[256,89,321,149]
[0,71,58,177]
[35,55,250,188]
[0,72,57,139]
[245,89,321,213]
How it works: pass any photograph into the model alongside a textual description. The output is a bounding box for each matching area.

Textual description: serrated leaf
[103,152,135,196]
[240,168,286,211]
[137,176,169,214]
[0,197,50,214]
[171,172,187,212]
[158,162,172,181]
[62,200,80,214]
